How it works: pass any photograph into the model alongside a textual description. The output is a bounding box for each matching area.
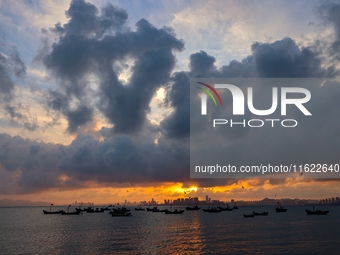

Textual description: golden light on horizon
[191,186,198,192]
[2,179,340,206]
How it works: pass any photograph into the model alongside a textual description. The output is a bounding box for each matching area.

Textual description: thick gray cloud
[0,55,15,100]
[161,72,190,139]
[316,1,340,69]
[1,0,340,194]
[42,0,184,134]
[5,105,39,131]
[189,50,216,77]
[0,131,189,194]
[318,1,340,51]
[251,38,327,77]
[64,105,93,133]
[161,37,332,139]
[0,43,36,131]
[0,46,26,101]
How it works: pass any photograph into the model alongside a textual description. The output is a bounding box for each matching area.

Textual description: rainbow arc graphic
[197,82,223,106]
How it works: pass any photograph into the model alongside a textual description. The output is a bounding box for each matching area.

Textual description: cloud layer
[0,0,340,195]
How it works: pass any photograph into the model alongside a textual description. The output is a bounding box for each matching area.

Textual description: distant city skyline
[2,195,340,208]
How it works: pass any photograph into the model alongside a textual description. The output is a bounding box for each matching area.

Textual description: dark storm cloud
[161,34,340,183]
[0,45,37,131]
[189,50,216,77]
[42,0,184,134]
[251,38,327,77]
[48,90,69,111]
[29,145,40,155]
[2,0,337,194]
[46,90,92,133]
[161,72,190,138]
[0,131,189,194]
[316,1,340,71]
[0,55,15,99]
[161,37,332,139]
[100,47,178,133]
[64,105,93,133]
[0,46,26,101]
[59,133,187,183]
[5,105,39,131]
[318,1,340,50]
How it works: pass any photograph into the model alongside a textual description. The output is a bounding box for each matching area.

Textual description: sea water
[0,205,339,254]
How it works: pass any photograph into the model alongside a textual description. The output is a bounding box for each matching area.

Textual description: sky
[0,0,340,205]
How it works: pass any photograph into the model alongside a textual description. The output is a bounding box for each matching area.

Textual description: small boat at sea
[43,204,64,214]
[276,202,287,212]
[145,206,164,212]
[243,214,254,218]
[112,207,131,213]
[61,205,81,215]
[87,208,105,213]
[233,204,239,209]
[75,202,84,212]
[151,207,167,212]
[109,210,132,216]
[185,205,201,211]
[43,210,64,214]
[135,207,145,211]
[164,209,184,214]
[218,205,233,211]
[82,206,94,212]
[111,212,132,217]
[61,211,81,215]
[203,207,222,213]
[135,205,145,211]
[305,206,329,215]
[253,211,268,216]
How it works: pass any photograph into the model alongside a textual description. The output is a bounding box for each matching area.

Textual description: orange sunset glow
[2,179,340,205]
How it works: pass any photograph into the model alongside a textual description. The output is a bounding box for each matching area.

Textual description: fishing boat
[276,202,287,212]
[185,205,201,211]
[151,207,167,212]
[112,207,131,213]
[253,211,268,216]
[135,207,145,211]
[305,206,329,215]
[111,212,132,217]
[233,204,239,209]
[43,210,64,214]
[61,205,81,215]
[203,207,222,213]
[43,204,64,214]
[243,214,254,218]
[164,209,184,214]
[61,211,81,215]
[83,206,94,212]
[217,205,233,211]
[75,202,84,212]
[87,208,105,213]
[135,205,145,211]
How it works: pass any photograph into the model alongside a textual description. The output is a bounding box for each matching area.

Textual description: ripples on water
[0,205,340,254]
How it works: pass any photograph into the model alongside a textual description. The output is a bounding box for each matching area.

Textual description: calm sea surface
[0,205,339,254]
